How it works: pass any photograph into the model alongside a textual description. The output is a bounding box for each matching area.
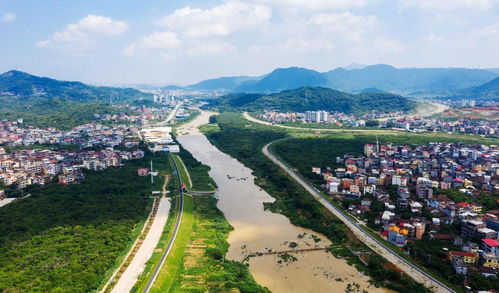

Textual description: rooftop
[482,239,499,247]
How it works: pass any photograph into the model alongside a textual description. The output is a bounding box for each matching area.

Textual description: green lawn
[151,195,195,293]
[172,154,192,189]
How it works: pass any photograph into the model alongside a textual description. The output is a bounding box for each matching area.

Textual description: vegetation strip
[150,195,194,292]
[142,154,185,293]
[172,154,192,189]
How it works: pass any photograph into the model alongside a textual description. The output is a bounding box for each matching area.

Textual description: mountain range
[0,70,151,103]
[173,64,499,99]
[210,86,416,114]
[458,76,499,100]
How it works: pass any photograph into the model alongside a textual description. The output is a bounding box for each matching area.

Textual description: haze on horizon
[1,0,498,85]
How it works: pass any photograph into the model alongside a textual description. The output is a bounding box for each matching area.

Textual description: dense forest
[0,151,168,292]
[210,86,416,114]
[0,96,119,130]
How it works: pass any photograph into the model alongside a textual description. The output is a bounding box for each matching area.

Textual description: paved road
[243,112,400,134]
[164,104,182,125]
[142,154,185,293]
[262,139,455,293]
[0,198,16,208]
[111,198,171,293]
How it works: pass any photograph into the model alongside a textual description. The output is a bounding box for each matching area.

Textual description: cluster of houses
[260,110,402,127]
[313,142,499,276]
[0,145,145,191]
[386,116,498,137]
[96,104,178,125]
[0,120,140,148]
[259,109,498,137]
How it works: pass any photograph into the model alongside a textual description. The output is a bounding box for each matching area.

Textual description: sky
[1,0,498,85]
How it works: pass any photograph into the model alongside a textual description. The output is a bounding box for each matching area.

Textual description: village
[259,109,499,137]
[313,142,499,277]
[0,120,147,199]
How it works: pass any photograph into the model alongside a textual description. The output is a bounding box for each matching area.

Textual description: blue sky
[1,0,498,85]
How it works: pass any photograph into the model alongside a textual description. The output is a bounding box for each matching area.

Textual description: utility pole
[376,134,380,153]
[150,160,154,184]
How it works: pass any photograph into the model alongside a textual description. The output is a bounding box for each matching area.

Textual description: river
[177,111,389,293]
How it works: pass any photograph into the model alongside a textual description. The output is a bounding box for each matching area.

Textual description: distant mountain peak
[1,69,31,78]
[344,63,368,70]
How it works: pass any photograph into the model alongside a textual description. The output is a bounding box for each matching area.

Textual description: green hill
[444,76,499,101]
[0,70,152,129]
[210,87,416,114]
[235,67,328,93]
[0,70,151,102]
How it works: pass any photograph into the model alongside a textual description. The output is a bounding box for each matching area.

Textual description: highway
[262,139,456,293]
[142,153,185,293]
[164,103,182,125]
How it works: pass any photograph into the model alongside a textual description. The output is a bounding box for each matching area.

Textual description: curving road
[263,139,456,293]
[142,153,185,293]
[243,112,400,134]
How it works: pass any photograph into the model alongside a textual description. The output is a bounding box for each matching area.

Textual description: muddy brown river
[177,111,390,293]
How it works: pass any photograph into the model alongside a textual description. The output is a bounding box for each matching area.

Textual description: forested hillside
[0,70,151,102]
[211,86,416,114]
[0,70,152,129]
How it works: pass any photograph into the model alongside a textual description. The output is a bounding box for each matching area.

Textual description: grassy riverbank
[0,150,168,293]
[165,195,269,293]
[134,143,265,293]
[203,112,431,293]
[174,136,217,192]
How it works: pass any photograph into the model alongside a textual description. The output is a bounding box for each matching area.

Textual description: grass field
[150,195,195,293]
[132,195,179,293]
[172,154,192,189]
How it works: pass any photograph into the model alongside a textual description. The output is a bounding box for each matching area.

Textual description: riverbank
[177,111,394,293]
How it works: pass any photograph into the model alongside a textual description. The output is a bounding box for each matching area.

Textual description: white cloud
[37,15,128,48]
[281,38,335,53]
[308,12,377,43]
[156,1,271,38]
[471,21,499,39]
[373,36,406,53]
[186,41,236,56]
[399,0,496,10]
[0,12,15,23]
[423,32,445,43]
[123,31,180,56]
[35,40,51,48]
[253,0,366,11]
